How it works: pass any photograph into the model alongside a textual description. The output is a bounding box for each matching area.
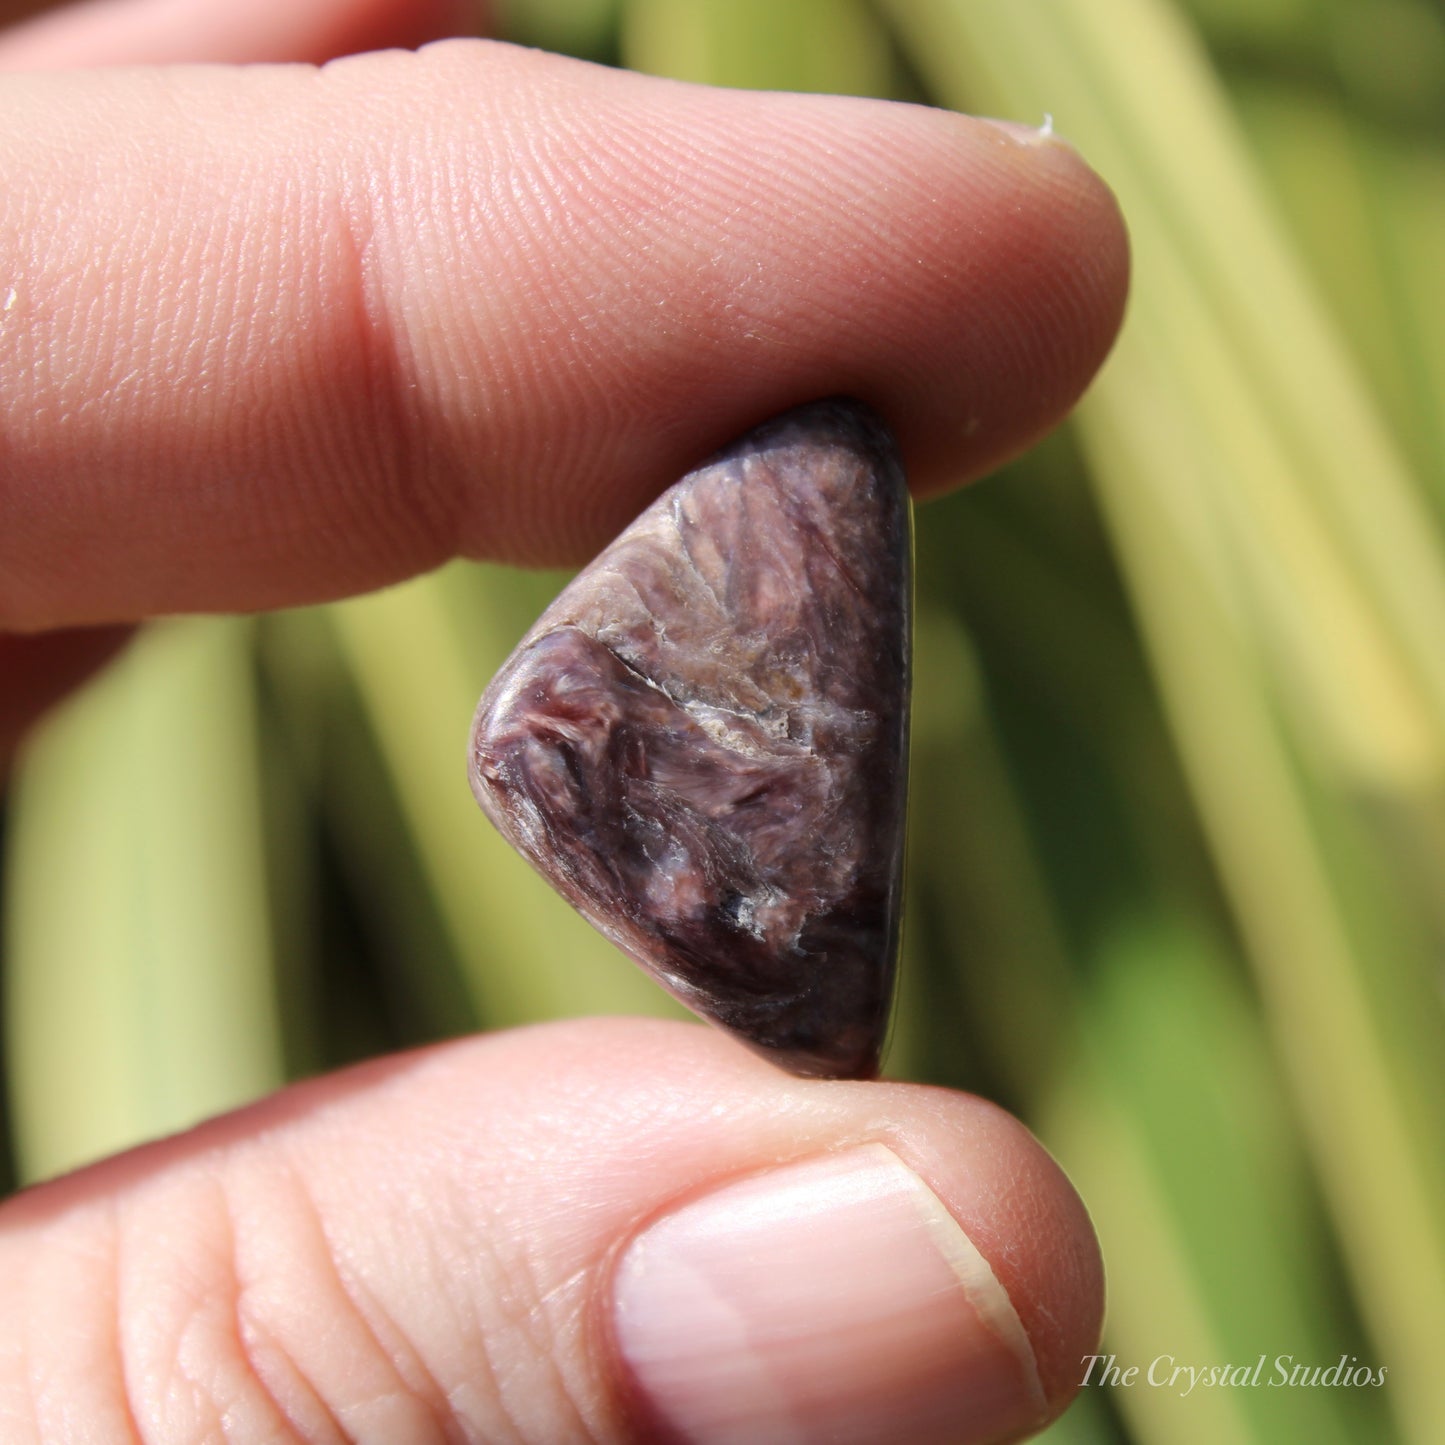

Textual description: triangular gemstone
[469,399,911,1079]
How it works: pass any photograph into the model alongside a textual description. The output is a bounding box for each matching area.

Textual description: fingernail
[977,114,1068,148]
[612,1143,1048,1445]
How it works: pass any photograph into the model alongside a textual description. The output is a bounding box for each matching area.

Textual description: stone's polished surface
[469,399,911,1079]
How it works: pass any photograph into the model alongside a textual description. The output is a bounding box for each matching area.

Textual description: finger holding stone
[0,0,470,760]
[0,1019,1103,1444]
[0,39,1128,630]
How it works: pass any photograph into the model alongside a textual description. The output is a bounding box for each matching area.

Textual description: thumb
[2,1018,1102,1444]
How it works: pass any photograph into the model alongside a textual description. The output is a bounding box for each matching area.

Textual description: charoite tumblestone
[468,398,912,1079]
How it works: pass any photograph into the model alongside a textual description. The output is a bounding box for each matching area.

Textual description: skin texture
[1,1020,1104,1442]
[0,42,1125,632]
[0,0,1130,1438]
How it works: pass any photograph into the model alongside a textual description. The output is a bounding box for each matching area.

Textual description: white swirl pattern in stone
[469,398,911,1078]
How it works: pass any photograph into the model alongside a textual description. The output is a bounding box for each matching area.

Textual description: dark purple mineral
[468,399,911,1079]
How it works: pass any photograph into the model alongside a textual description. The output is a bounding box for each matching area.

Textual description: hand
[0,1,1129,1440]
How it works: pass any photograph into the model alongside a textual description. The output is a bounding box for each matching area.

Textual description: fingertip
[880,112,1131,501]
[888,1090,1105,1413]
[482,1020,1106,1422]
[588,1027,1103,1443]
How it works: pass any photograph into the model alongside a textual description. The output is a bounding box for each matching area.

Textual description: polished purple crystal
[468,399,911,1078]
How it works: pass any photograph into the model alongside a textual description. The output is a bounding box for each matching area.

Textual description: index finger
[0,40,1128,630]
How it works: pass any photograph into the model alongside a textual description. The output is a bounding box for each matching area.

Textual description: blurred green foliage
[5,2,1444,1441]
